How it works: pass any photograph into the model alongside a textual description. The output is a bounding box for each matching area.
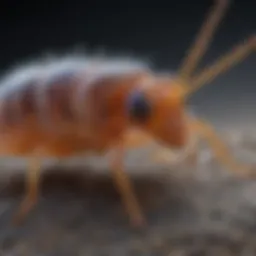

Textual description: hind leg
[191,117,253,177]
[12,157,41,225]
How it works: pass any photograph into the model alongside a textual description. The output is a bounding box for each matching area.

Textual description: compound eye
[127,91,151,122]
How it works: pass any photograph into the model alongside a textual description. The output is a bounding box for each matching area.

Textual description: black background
[0,0,255,121]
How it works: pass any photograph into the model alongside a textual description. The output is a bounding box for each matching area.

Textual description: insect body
[0,58,191,227]
[0,0,255,228]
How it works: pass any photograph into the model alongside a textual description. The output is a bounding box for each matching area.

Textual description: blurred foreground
[0,127,256,255]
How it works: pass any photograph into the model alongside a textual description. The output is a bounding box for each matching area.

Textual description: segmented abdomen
[0,70,83,130]
[0,56,149,132]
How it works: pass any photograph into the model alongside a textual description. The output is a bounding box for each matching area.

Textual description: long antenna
[178,0,230,80]
[186,35,255,95]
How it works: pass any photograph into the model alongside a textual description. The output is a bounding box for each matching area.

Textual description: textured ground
[0,129,256,255]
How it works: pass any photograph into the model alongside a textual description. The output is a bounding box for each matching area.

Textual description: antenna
[186,35,256,95]
[178,0,229,80]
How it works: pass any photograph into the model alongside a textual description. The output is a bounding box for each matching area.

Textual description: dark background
[0,0,255,123]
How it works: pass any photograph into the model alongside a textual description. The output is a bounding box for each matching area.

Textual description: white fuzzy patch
[0,53,151,99]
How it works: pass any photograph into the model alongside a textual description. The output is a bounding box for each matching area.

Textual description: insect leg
[191,117,253,177]
[12,157,41,225]
[123,129,188,167]
[110,141,146,228]
[152,123,200,167]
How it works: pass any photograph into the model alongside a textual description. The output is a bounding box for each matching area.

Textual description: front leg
[191,117,253,177]
[110,140,146,228]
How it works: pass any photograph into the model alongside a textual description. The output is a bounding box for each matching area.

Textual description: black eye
[127,91,151,122]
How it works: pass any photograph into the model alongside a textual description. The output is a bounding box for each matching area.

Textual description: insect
[0,0,254,228]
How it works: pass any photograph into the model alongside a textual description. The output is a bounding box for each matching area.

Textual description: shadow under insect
[0,166,194,228]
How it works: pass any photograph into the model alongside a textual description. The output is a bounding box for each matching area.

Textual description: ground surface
[0,128,256,255]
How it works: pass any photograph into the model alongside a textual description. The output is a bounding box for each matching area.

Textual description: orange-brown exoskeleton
[0,0,254,228]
